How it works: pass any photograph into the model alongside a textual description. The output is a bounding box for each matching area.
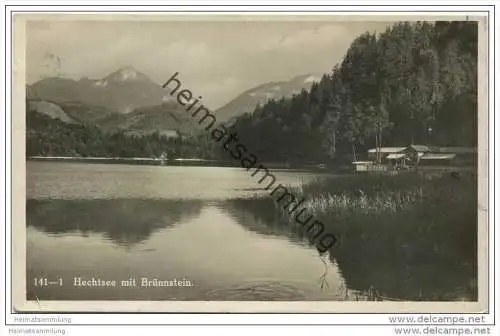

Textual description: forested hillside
[26,21,477,165]
[26,110,215,159]
[229,21,477,163]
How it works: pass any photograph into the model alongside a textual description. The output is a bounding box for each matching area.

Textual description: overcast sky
[26,18,394,108]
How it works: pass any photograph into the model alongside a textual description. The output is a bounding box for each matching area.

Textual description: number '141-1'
[33,277,62,286]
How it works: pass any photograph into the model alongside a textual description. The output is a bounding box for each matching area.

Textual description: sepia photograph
[10,12,489,313]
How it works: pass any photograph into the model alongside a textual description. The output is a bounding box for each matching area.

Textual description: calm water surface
[27,161,344,300]
[26,161,474,301]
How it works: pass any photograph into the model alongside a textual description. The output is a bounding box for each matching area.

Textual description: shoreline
[26,156,475,174]
[241,172,478,301]
[26,156,336,171]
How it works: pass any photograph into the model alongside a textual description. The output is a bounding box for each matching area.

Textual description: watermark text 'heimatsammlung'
[162,72,337,252]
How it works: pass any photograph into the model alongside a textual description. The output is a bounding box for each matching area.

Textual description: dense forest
[229,21,477,163]
[26,110,216,159]
[26,21,477,164]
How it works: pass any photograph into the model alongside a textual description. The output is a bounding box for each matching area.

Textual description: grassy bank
[231,171,478,300]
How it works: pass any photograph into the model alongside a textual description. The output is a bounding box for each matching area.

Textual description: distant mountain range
[214,73,322,122]
[26,67,321,135]
[27,66,175,114]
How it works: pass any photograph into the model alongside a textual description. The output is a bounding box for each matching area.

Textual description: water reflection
[26,199,202,247]
[222,199,476,301]
[330,232,477,301]
[26,197,476,301]
[25,159,476,302]
[27,201,345,301]
[222,199,301,239]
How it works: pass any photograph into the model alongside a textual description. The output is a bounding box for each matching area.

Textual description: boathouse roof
[386,153,407,160]
[367,147,406,154]
[421,153,457,160]
[406,145,431,152]
[436,147,476,154]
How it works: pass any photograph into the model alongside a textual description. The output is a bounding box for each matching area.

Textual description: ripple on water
[203,281,309,301]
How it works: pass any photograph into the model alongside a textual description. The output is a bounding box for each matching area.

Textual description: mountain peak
[104,66,149,82]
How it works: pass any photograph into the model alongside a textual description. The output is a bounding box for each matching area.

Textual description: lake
[26,161,474,301]
[26,161,346,301]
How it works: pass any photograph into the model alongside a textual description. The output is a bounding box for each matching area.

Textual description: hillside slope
[214,73,321,122]
[98,101,197,135]
[27,66,173,114]
[27,100,78,124]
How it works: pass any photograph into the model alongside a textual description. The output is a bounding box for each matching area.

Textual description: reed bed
[271,172,476,236]
[261,171,478,300]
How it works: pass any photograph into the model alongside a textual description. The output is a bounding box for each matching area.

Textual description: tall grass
[260,171,478,300]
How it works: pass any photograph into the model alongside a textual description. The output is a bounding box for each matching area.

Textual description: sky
[26,17,394,109]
